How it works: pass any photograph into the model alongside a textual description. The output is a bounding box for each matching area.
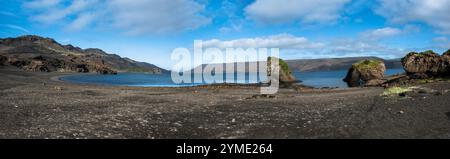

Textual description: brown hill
[190,57,402,73]
[0,35,165,74]
[285,57,402,72]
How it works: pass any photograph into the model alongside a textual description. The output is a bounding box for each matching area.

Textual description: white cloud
[23,0,61,9]
[23,0,210,34]
[202,33,408,59]
[433,36,450,48]
[25,0,95,24]
[202,34,325,49]
[66,13,97,31]
[327,39,406,58]
[218,0,246,33]
[108,0,210,34]
[245,0,351,24]
[376,0,450,34]
[0,24,30,33]
[359,27,403,41]
[0,11,17,17]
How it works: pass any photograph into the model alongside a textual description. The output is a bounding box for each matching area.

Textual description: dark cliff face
[0,35,165,74]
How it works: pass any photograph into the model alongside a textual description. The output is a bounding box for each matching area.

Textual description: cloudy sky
[1,0,450,69]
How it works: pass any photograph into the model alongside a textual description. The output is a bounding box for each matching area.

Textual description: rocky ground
[1,66,450,139]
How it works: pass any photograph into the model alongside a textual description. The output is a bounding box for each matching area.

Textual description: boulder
[22,60,50,72]
[0,55,7,65]
[401,50,450,78]
[267,57,298,87]
[87,63,117,74]
[344,59,386,87]
[365,79,387,87]
[443,49,450,76]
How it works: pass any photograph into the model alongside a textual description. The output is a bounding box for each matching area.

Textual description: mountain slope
[285,57,402,72]
[190,57,402,73]
[0,35,166,74]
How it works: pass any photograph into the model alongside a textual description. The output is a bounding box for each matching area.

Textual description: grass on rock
[382,86,415,96]
[353,59,382,72]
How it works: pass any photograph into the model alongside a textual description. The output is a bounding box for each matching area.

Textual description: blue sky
[1,0,450,69]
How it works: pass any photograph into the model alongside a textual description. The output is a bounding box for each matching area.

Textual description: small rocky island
[267,56,298,87]
[0,35,165,74]
[343,59,386,87]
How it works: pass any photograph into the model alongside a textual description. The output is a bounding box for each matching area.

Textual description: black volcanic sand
[1,66,449,139]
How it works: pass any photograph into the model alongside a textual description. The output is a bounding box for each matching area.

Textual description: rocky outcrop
[0,35,165,74]
[401,50,450,78]
[343,59,386,87]
[444,49,450,56]
[267,57,298,87]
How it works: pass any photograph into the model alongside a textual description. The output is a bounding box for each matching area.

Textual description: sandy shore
[1,66,449,139]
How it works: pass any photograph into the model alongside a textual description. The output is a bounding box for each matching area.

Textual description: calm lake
[60,68,405,88]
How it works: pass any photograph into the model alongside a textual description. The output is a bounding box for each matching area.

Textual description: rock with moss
[343,59,386,87]
[267,57,298,86]
[401,50,449,78]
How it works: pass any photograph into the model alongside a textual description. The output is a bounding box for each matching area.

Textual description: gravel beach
[1,67,449,139]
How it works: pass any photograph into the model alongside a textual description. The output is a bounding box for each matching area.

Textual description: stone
[344,59,386,87]
[365,79,387,87]
[267,57,298,87]
[0,55,7,65]
[401,50,449,78]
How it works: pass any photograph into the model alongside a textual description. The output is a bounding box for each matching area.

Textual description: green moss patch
[353,59,382,72]
[404,50,438,58]
[382,86,414,96]
[268,57,290,74]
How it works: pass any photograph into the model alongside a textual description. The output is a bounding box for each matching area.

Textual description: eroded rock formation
[267,57,298,87]
[344,59,386,87]
[401,50,450,78]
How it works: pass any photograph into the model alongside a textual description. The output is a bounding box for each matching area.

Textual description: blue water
[60,72,265,87]
[295,68,404,88]
[60,69,405,88]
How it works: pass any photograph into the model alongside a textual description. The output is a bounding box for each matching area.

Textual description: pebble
[398,111,404,114]
[173,122,182,127]
[231,119,236,123]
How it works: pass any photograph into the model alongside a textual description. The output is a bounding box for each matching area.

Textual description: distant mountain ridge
[285,57,402,72]
[0,35,166,74]
[191,57,402,73]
